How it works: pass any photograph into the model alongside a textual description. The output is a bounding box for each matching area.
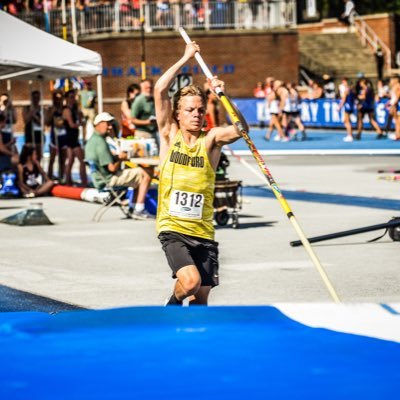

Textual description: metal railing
[353,12,392,73]
[15,1,296,38]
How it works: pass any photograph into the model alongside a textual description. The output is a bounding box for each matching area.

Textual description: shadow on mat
[0,284,87,313]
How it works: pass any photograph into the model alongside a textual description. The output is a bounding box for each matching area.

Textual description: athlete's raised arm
[154,41,200,142]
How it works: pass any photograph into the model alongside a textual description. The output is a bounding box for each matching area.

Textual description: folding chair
[85,160,133,222]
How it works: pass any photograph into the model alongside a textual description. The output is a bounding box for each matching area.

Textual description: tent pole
[43,0,50,33]
[96,74,103,113]
[71,0,78,45]
[61,0,67,41]
[39,80,45,166]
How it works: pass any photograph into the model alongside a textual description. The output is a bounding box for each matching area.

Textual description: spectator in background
[264,77,274,97]
[0,93,17,136]
[0,114,18,174]
[63,89,88,186]
[339,0,355,27]
[375,46,385,81]
[322,74,336,99]
[308,80,324,100]
[130,79,158,143]
[265,80,286,142]
[45,90,67,181]
[338,77,348,99]
[355,72,365,96]
[253,81,265,98]
[356,78,384,140]
[287,81,306,141]
[182,0,196,28]
[338,78,356,142]
[23,90,44,162]
[388,75,400,141]
[156,0,172,27]
[17,144,54,198]
[85,112,154,219]
[204,86,220,132]
[79,80,96,142]
[376,79,390,101]
[121,82,140,138]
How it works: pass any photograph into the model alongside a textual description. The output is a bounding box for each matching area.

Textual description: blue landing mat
[0,306,399,399]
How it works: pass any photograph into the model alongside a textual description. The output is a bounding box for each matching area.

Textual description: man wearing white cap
[85,112,153,219]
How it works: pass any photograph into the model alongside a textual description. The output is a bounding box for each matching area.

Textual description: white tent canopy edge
[0,10,103,111]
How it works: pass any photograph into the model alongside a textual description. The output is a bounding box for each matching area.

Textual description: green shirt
[79,89,96,109]
[130,94,156,134]
[84,132,113,189]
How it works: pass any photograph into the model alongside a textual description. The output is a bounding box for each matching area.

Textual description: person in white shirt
[340,0,355,26]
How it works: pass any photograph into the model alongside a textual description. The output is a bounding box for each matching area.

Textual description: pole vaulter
[179,27,341,303]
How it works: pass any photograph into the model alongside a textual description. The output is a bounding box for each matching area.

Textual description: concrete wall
[298,14,396,57]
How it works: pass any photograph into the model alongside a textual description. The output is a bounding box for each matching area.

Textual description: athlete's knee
[178,272,201,296]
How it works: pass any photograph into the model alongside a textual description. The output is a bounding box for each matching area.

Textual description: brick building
[0,29,298,132]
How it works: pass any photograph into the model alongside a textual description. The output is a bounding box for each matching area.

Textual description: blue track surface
[244,186,400,211]
[227,128,400,153]
[0,307,399,399]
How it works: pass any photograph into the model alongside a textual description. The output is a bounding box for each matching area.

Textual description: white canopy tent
[0,10,103,111]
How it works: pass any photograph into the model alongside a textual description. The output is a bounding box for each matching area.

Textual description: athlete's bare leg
[188,286,211,305]
[174,265,202,300]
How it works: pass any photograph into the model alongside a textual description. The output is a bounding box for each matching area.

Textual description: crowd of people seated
[2,0,291,33]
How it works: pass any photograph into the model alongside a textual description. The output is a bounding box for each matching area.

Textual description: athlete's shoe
[343,136,353,142]
[273,135,281,142]
[164,294,183,306]
[376,133,387,140]
[388,133,400,141]
[132,209,155,220]
[281,136,290,142]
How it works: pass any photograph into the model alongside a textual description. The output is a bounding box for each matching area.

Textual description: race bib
[169,190,204,220]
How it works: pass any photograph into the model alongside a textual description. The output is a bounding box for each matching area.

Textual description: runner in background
[388,75,400,141]
[287,81,307,141]
[338,78,356,142]
[265,80,287,142]
[356,78,384,140]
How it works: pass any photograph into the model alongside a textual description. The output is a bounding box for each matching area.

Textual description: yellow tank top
[156,130,215,240]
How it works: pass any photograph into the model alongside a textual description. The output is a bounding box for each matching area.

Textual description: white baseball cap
[94,112,114,126]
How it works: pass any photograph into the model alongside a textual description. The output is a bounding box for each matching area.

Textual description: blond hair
[172,85,207,123]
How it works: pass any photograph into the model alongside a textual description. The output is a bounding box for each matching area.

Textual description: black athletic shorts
[158,231,219,287]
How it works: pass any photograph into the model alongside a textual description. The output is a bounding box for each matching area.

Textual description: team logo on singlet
[169,150,204,168]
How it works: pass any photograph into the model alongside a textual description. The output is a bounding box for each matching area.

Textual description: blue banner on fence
[232,98,392,129]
